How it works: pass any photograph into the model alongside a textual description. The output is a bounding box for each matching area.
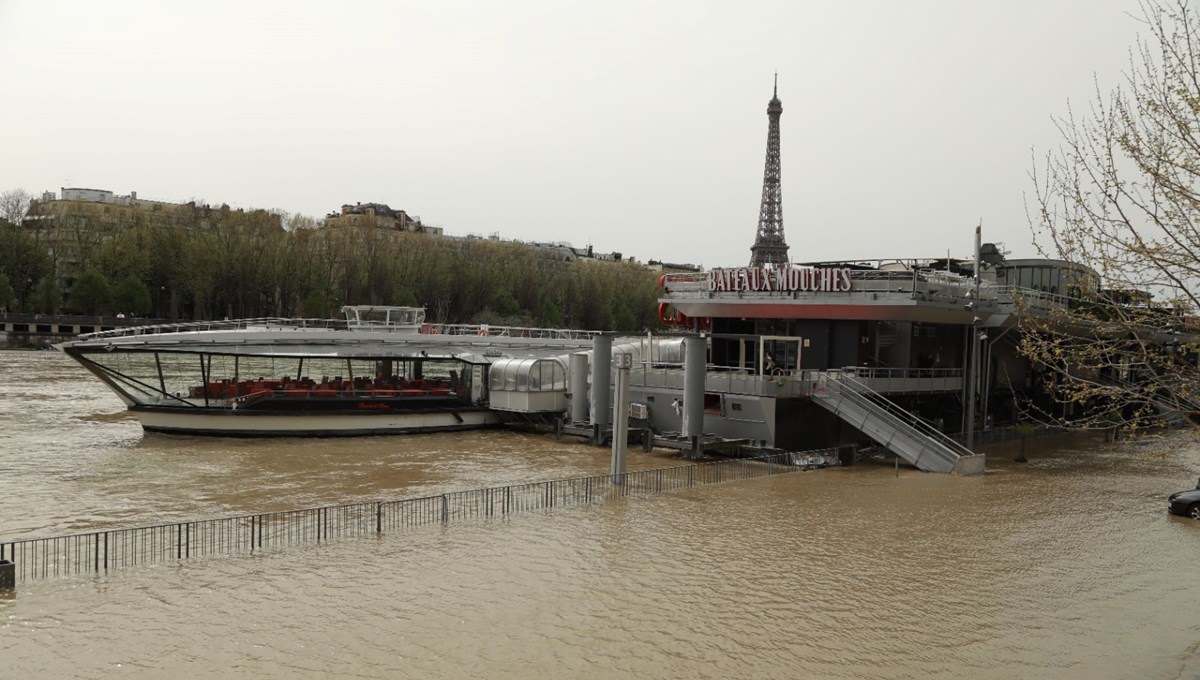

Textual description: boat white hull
[132,408,502,437]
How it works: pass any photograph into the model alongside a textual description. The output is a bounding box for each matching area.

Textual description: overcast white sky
[0,0,1143,267]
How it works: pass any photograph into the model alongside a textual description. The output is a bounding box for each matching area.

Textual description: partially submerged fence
[0,451,830,585]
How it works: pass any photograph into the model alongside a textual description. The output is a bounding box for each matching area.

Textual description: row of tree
[0,198,665,331]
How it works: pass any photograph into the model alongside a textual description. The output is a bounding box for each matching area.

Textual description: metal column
[682,334,706,455]
[590,334,613,429]
[965,224,982,451]
[611,353,632,478]
[569,351,589,425]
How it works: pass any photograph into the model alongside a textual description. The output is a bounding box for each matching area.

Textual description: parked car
[1167,479,1200,519]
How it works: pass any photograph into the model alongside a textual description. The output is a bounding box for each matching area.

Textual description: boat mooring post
[682,333,706,460]
[0,557,14,592]
[610,352,633,480]
[590,334,613,445]
[569,351,589,425]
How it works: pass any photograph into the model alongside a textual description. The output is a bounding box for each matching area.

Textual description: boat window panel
[552,361,567,390]
[85,350,163,404]
[80,350,197,405]
[158,351,209,400]
[528,362,542,391]
[530,359,541,390]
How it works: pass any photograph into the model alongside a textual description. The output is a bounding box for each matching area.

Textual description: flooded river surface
[3,350,1200,679]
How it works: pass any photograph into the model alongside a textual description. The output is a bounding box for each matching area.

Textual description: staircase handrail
[817,379,957,470]
[823,371,976,460]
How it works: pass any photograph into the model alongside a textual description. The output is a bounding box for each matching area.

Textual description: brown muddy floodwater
[2,350,1200,679]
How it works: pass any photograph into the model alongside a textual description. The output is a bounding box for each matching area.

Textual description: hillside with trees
[0,191,664,331]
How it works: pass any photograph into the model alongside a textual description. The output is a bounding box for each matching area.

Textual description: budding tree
[1026,0,1200,433]
[0,189,32,225]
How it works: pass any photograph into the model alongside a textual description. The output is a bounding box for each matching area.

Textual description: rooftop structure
[324,202,444,236]
[50,187,178,210]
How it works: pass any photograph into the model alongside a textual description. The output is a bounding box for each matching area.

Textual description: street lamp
[965,224,982,452]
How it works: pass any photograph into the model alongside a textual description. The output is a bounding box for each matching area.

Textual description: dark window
[36,324,51,333]
[13,323,28,332]
[704,393,721,414]
[78,326,94,333]
[731,402,742,411]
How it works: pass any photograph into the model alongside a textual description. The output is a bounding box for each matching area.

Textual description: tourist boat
[56,306,596,437]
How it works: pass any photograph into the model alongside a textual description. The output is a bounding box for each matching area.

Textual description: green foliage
[112,275,152,316]
[301,288,336,319]
[31,275,61,314]
[490,289,521,318]
[0,272,15,311]
[10,195,665,328]
[392,286,418,306]
[70,268,111,315]
[0,220,49,308]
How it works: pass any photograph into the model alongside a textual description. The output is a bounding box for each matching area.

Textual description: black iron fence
[948,424,1064,447]
[0,451,828,584]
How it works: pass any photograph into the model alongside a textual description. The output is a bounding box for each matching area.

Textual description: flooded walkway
[2,351,1200,679]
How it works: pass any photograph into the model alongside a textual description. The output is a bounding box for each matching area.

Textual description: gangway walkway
[813,371,984,474]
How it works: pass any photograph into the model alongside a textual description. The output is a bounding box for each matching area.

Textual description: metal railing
[948,424,1062,446]
[628,364,963,398]
[841,367,963,380]
[628,364,818,398]
[420,324,602,341]
[77,318,604,343]
[0,451,824,584]
[78,317,346,340]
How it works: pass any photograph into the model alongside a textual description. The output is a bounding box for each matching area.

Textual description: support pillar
[569,352,589,425]
[682,334,706,458]
[590,334,613,434]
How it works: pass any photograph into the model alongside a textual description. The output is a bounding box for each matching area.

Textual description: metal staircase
[813,371,982,474]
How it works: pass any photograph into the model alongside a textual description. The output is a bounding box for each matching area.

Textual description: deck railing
[77,319,604,342]
[77,317,345,340]
[0,451,827,585]
[629,365,963,398]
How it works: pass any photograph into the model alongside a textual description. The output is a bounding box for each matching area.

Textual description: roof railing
[76,318,605,342]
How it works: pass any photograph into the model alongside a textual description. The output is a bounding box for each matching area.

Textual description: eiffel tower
[749,75,790,268]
